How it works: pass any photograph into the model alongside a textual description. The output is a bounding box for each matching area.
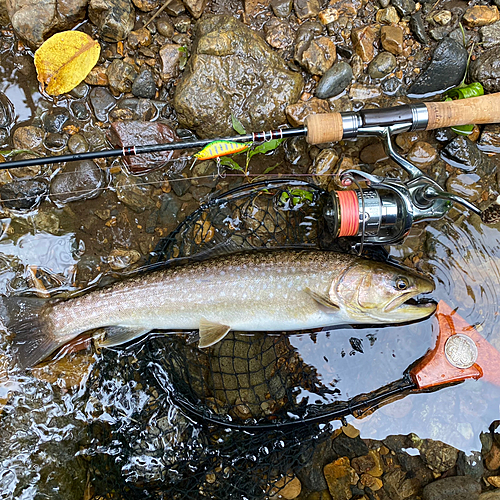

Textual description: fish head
[332,260,436,323]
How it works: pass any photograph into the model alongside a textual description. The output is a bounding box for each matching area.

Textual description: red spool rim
[336,190,359,237]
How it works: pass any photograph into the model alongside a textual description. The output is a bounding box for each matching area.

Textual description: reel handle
[305,92,500,145]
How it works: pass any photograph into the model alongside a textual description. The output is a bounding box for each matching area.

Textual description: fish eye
[395,277,409,290]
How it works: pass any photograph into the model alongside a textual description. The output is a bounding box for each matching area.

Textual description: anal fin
[304,287,340,311]
[199,318,231,348]
[98,326,151,347]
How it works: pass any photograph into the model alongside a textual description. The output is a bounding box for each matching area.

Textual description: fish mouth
[384,291,436,318]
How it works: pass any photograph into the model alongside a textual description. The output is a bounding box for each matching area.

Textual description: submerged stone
[174,15,303,138]
[470,47,500,92]
[88,0,135,42]
[315,61,352,99]
[0,179,48,210]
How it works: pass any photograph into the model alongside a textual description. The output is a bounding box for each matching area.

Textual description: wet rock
[318,7,338,25]
[264,18,293,49]
[480,21,500,48]
[127,27,152,48]
[422,476,481,500]
[43,106,69,133]
[107,59,138,95]
[45,132,66,150]
[331,433,369,459]
[50,160,105,206]
[165,0,185,16]
[183,0,206,18]
[160,43,182,81]
[107,248,141,270]
[391,0,415,16]
[351,450,383,477]
[349,83,382,100]
[323,457,358,500]
[286,97,330,126]
[12,125,44,150]
[71,101,91,120]
[174,15,191,33]
[132,68,157,99]
[294,20,323,62]
[442,136,493,173]
[315,62,352,99]
[88,0,135,42]
[407,141,437,168]
[351,55,363,79]
[113,98,156,121]
[68,133,89,154]
[6,0,87,47]
[85,65,109,86]
[478,124,500,153]
[294,0,320,20]
[132,0,159,11]
[309,148,339,190]
[457,451,484,481]
[376,6,399,23]
[381,76,403,95]
[410,437,458,473]
[480,492,500,500]
[271,0,292,17]
[368,51,397,78]
[470,47,500,93]
[0,92,13,128]
[360,141,388,163]
[381,25,404,54]
[89,87,116,122]
[114,172,156,212]
[351,25,378,62]
[107,120,179,174]
[434,10,452,25]
[270,474,302,499]
[174,15,303,138]
[407,38,467,98]
[157,17,174,38]
[168,172,190,197]
[299,36,337,75]
[383,469,420,500]
[463,5,499,27]
[0,178,48,210]
[410,11,428,44]
[484,441,500,470]
[297,439,335,492]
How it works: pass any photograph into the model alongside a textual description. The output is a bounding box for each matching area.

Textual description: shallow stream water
[1,6,500,500]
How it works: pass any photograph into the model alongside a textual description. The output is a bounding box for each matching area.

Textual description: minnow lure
[193,140,250,161]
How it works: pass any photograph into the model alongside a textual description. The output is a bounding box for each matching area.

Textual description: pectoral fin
[199,318,231,348]
[304,287,340,311]
[98,326,151,347]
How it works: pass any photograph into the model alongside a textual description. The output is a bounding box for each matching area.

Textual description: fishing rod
[2,91,500,172]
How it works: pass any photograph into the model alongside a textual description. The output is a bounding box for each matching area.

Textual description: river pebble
[12,125,44,150]
[294,0,320,20]
[88,0,135,42]
[463,5,500,27]
[446,173,483,202]
[392,0,415,16]
[264,18,293,49]
[156,17,175,38]
[407,141,438,168]
[50,160,105,206]
[89,87,117,122]
[410,11,428,43]
[131,69,157,99]
[0,179,48,210]
[44,132,67,150]
[107,59,138,95]
[107,248,142,270]
[299,36,337,75]
[442,136,493,173]
[376,6,399,24]
[422,476,481,500]
[68,133,89,154]
[478,125,500,154]
[323,457,358,500]
[368,51,397,79]
[315,61,352,99]
[480,21,500,48]
[0,93,13,128]
[381,25,404,55]
[351,25,378,62]
[470,47,500,93]
[159,44,182,81]
[70,101,91,121]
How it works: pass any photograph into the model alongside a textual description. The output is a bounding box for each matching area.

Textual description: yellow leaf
[34,31,101,96]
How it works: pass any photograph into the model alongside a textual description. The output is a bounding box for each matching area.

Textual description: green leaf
[219,156,244,171]
[279,188,314,206]
[263,164,278,174]
[231,114,247,135]
[445,82,484,100]
[451,124,475,136]
[0,149,38,157]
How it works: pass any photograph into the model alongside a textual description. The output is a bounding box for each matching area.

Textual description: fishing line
[0,169,367,207]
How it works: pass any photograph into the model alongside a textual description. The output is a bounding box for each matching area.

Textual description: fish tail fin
[1,296,63,370]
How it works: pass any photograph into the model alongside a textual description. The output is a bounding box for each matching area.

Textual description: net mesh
[85,179,392,499]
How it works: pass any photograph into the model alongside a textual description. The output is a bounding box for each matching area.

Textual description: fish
[3,250,436,369]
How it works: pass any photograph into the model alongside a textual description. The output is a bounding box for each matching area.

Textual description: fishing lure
[193,140,250,161]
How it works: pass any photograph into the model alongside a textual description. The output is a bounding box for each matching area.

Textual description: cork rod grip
[305,113,344,144]
[425,92,500,130]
